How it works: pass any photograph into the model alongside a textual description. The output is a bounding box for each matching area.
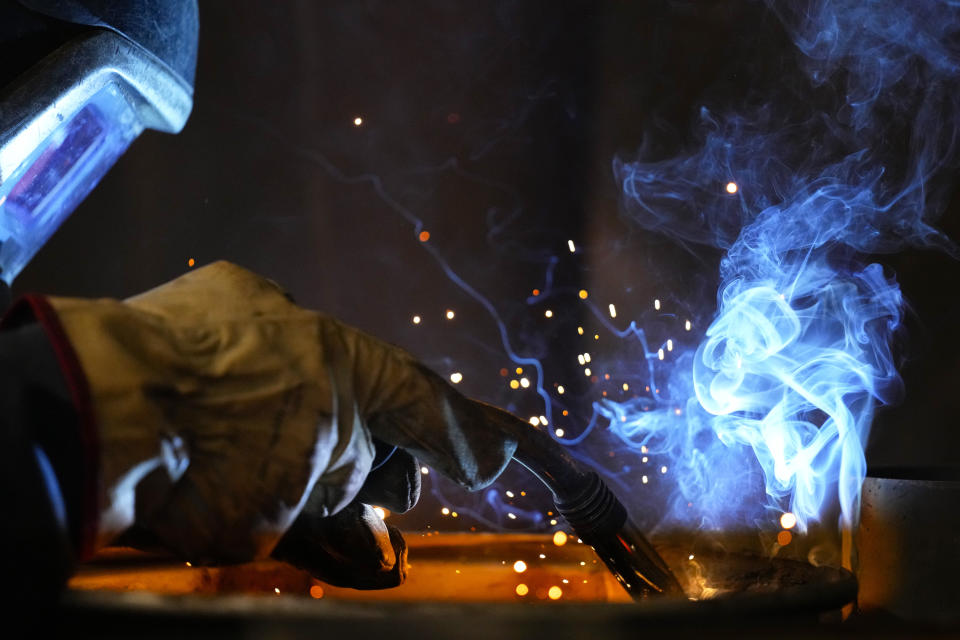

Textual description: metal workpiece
[857,469,960,624]
[0,29,193,186]
[507,415,683,598]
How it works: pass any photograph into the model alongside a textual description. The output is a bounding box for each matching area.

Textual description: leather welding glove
[14,261,520,587]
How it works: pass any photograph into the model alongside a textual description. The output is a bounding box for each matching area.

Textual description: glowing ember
[441,507,450,515]
[274,587,280,595]
[545,309,554,318]
[520,377,530,388]
[516,583,529,596]
[449,372,463,384]
[553,531,568,546]
[555,428,565,437]
[780,512,797,529]
[547,586,563,600]
[567,239,576,253]
[353,116,363,126]
[513,560,527,573]
[608,303,617,318]
[412,315,421,324]
[578,289,589,299]
[418,230,430,242]
[420,466,429,474]
[445,309,455,319]
[309,585,324,599]
[187,258,195,267]
[777,530,793,546]
[725,181,738,194]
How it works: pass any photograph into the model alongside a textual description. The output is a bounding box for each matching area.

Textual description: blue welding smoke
[612,0,960,532]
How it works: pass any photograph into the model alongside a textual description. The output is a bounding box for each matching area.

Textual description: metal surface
[70,534,856,601]
[857,469,960,624]
[0,29,193,186]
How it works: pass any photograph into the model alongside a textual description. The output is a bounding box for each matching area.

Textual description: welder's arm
[20,261,521,588]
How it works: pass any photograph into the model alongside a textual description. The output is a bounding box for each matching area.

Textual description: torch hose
[508,419,684,598]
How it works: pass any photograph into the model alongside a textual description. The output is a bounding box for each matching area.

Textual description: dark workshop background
[13,1,960,529]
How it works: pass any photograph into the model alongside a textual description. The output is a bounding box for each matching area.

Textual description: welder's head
[0,0,198,284]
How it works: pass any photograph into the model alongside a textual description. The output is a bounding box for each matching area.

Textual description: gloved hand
[32,261,521,587]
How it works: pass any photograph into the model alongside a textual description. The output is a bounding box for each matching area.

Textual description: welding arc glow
[612,0,960,531]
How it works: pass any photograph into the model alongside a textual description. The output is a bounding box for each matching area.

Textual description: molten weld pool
[63,532,856,635]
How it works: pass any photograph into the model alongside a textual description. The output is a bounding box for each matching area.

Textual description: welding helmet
[0,0,198,284]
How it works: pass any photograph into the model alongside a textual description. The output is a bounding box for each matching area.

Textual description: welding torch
[495,407,684,598]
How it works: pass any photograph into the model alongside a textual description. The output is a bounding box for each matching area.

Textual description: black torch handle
[505,412,683,598]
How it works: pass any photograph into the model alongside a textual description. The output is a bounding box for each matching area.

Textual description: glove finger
[355,441,421,513]
[377,368,522,490]
[327,318,520,491]
[271,501,407,590]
